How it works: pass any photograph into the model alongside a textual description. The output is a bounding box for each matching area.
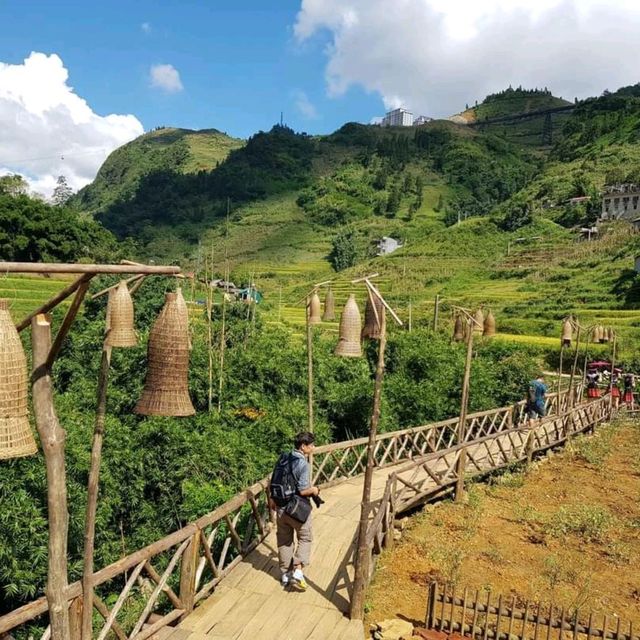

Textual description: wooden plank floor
[164,426,552,640]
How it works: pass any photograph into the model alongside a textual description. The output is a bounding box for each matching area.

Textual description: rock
[393,530,402,541]
[412,628,448,640]
[375,618,414,639]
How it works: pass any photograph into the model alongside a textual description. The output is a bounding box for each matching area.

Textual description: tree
[51,175,73,206]
[329,230,358,271]
[0,173,28,197]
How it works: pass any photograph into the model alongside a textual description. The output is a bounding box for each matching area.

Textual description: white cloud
[0,52,144,197]
[141,22,152,34]
[292,89,319,119]
[149,64,184,93]
[294,0,640,117]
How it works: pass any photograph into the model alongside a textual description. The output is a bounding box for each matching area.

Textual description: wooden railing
[425,581,639,640]
[0,385,584,639]
[312,386,578,487]
[360,395,610,588]
[0,479,273,640]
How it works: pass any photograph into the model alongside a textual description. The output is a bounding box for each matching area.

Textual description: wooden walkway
[162,422,569,640]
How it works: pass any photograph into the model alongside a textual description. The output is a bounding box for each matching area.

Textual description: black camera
[311,494,325,508]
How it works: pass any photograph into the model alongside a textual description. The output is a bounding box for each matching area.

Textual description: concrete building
[376,236,403,256]
[413,115,433,126]
[381,108,413,127]
[601,184,640,220]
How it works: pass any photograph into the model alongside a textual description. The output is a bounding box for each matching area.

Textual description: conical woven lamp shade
[135,293,195,417]
[600,325,609,343]
[473,309,484,335]
[362,294,384,340]
[561,319,572,347]
[308,292,322,325]
[483,310,496,337]
[453,315,464,342]
[105,281,137,347]
[335,294,362,357]
[0,299,37,460]
[322,289,335,321]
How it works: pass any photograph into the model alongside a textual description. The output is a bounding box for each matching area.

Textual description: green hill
[72,127,243,214]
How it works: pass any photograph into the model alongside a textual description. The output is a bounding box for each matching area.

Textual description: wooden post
[568,326,582,407]
[179,531,200,617]
[31,315,71,640]
[408,302,412,332]
[206,259,213,413]
[557,345,564,405]
[455,322,474,502]
[609,332,617,416]
[350,310,387,620]
[433,294,440,332]
[217,273,228,414]
[526,430,535,466]
[580,330,591,404]
[306,297,314,434]
[81,345,112,640]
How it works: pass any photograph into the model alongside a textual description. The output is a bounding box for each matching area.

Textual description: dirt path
[366,418,640,630]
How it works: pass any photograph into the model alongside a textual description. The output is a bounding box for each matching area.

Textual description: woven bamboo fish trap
[592,325,602,343]
[175,287,191,350]
[600,325,609,343]
[561,318,572,347]
[0,299,37,459]
[483,309,496,337]
[335,294,362,357]
[105,281,137,347]
[453,315,464,341]
[472,309,484,335]
[362,294,384,340]
[607,327,615,342]
[308,292,322,325]
[135,292,195,417]
[322,289,335,322]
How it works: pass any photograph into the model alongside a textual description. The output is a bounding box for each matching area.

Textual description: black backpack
[270,453,297,507]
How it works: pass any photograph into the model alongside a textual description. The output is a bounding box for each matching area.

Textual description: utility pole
[433,294,440,332]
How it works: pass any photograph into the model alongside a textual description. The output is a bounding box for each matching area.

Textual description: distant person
[586,370,601,399]
[623,373,635,408]
[526,374,547,422]
[610,371,621,408]
[268,431,321,591]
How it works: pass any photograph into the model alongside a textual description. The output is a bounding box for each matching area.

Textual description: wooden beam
[2,262,180,275]
[47,277,93,367]
[16,274,92,332]
[91,274,143,300]
[31,315,71,640]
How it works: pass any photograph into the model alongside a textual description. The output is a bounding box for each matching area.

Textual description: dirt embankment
[366,418,640,629]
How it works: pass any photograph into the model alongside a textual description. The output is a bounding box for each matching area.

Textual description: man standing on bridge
[526,374,547,423]
[268,431,321,591]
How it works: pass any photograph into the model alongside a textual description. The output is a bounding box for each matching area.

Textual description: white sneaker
[291,568,307,591]
[281,572,291,587]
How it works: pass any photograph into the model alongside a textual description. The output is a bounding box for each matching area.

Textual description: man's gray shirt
[290,449,310,492]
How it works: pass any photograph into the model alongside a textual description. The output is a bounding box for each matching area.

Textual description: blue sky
[0,0,380,139]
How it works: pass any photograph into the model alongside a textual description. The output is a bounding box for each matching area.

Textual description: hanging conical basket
[335,294,362,357]
[600,325,609,343]
[135,293,195,417]
[453,315,464,342]
[362,294,385,340]
[607,327,615,342]
[308,292,322,325]
[0,299,37,459]
[483,310,496,337]
[322,289,335,322]
[561,318,572,347]
[105,281,137,347]
[472,309,484,335]
[592,325,602,344]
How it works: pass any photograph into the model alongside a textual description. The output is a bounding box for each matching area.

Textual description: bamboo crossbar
[0,262,181,274]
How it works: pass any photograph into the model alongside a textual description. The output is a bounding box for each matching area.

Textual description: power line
[0,148,111,165]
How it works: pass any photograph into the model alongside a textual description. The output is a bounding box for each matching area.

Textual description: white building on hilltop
[381,108,413,127]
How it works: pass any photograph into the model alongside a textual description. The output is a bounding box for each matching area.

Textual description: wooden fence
[311,387,576,487]
[425,582,638,640]
[361,395,611,587]
[0,386,583,639]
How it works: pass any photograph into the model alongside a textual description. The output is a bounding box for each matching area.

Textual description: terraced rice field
[0,275,73,322]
